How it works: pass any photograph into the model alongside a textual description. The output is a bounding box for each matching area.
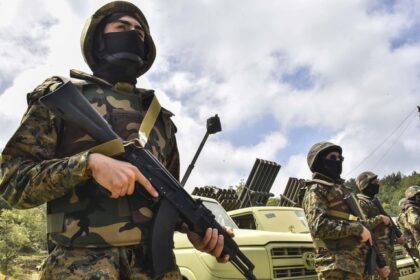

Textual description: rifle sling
[139,95,161,147]
[313,210,361,251]
[328,210,360,221]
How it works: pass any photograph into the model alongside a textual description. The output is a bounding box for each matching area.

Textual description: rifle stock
[40,81,256,280]
[372,197,419,268]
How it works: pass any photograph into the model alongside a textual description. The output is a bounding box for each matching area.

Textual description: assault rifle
[372,197,419,268]
[343,194,387,276]
[39,81,256,280]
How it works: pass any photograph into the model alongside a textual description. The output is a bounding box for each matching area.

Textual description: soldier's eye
[326,155,344,161]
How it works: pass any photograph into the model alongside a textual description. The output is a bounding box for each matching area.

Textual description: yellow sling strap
[328,210,360,221]
[138,95,161,147]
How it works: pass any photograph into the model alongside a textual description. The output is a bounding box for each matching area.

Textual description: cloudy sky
[1,0,420,196]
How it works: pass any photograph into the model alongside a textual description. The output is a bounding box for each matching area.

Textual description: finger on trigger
[111,191,119,199]
[134,167,158,197]
[127,179,135,195]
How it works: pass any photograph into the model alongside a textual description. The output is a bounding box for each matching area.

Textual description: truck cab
[174,197,317,280]
[229,206,308,233]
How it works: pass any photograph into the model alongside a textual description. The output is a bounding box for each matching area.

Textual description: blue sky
[1,0,420,196]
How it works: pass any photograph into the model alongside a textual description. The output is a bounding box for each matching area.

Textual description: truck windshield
[257,209,309,233]
[202,200,238,229]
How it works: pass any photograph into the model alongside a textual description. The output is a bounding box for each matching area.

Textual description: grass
[1,252,47,280]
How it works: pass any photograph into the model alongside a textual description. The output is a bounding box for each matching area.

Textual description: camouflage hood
[405,185,420,199]
[81,1,156,77]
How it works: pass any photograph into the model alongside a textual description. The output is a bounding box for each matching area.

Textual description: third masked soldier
[398,186,420,258]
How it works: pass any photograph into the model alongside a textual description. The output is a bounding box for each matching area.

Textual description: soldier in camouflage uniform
[397,186,420,256]
[397,198,420,259]
[356,171,405,280]
[0,1,230,279]
[302,141,390,280]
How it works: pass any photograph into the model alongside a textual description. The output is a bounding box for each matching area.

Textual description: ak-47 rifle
[39,81,256,280]
[371,197,419,268]
[343,194,387,276]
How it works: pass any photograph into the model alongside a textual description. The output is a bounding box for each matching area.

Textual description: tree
[0,206,46,277]
[376,172,420,216]
[0,210,31,276]
[267,197,280,206]
[235,179,245,196]
[345,178,358,193]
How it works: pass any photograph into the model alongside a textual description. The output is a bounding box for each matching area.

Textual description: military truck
[174,159,320,279]
[174,196,316,280]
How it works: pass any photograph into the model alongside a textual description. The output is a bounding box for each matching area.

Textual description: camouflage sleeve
[396,214,405,230]
[406,208,420,229]
[397,213,415,245]
[0,77,92,209]
[303,187,364,239]
[358,199,384,229]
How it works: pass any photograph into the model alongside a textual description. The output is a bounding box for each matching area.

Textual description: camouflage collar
[356,193,373,202]
[406,201,420,211]
[70,69,113,87]
[70,69,160,99]
[71,69,144,94]
[113,82,135,93]
[311,172,344,185]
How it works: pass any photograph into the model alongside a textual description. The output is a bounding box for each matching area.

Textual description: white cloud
[180,132,288,190]
[274,153,312,195]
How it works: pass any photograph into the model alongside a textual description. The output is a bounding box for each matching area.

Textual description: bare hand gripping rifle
[371,197,419,268]
[343,194,387,276]
[39,81,256,280]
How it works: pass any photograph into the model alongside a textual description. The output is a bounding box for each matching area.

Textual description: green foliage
[344,178,359,193]
[0,205,46,277]
[234,179,245,196]
[267,197,280,206]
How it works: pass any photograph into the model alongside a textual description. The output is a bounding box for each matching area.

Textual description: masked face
[363,183,380,198]
[102,30,147,65]
[93,15,148,85]
[319,151,344,180]
[415,194,420,205]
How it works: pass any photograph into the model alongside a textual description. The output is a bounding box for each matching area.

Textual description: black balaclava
[93,12,148,85]
[415,194,420,206]
[314,149,343,181]
[362,183,380,198]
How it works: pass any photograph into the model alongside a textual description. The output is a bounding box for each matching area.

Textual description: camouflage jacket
[302,172,367,275]
[0,71,180,247]
[398,200,420,248]
[356,194,390,243]
[356,194,396,276]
